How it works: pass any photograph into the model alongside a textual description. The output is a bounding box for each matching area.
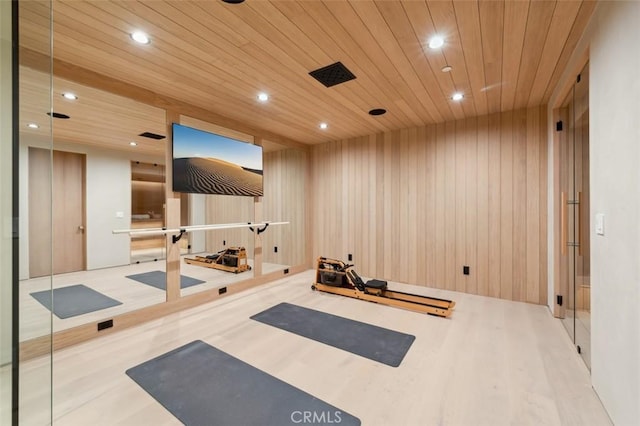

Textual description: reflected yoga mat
[126,340,360,426]
[30,284,122,319]
[125,270,205,290]
[251,303,415,367]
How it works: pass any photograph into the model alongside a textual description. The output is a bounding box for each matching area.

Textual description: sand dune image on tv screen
[173,157,263,196]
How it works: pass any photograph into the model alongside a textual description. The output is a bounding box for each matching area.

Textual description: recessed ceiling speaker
[309,61,356,88]
[368,108,387,116]
[46,112,70,119]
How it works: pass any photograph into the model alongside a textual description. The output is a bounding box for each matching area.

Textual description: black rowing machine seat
[365,279,387,290]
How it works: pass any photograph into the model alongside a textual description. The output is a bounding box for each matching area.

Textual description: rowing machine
[184,247,251,274]
[311,256,455,318]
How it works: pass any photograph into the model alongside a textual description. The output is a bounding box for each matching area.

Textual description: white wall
[589,2,640,425]
[18,136,164,277]
[84,152,132,269]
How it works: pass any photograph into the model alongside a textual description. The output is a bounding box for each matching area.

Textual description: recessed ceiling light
[130,31,150,45]
[319,122,328,130]
[62,92,77,100]
[428,36,445,49]
[451,93,464,101]
[129,141,137,146]
[441,65,453,73]
[27,123,39,129]
[257,92,269,102]
[222,0,245,3]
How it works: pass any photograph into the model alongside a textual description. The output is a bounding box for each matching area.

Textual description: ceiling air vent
[47,112,70,119]
[309,61,356,88]
[138,132,166,140]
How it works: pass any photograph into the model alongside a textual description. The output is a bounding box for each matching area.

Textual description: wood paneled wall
[262,148,308,266]
[310,106,548,304]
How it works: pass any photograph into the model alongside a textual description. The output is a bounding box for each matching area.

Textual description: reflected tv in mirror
[172,123,263,196]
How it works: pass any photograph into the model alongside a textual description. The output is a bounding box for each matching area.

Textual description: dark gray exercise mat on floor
[125,270,205,290]
[126,340,360,426]
[30,284,122,319]
[251,302,415,367]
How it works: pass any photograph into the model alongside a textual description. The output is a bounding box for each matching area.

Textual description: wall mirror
[175,117,307,296]
[19,67,168,343]
[261,140,307,274]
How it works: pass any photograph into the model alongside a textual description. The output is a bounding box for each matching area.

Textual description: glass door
[574,64,590,368]
[1,1,17,422]
[559,63,590,369]
[17,0,55,422]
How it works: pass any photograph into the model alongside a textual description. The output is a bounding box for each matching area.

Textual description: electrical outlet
[463,266,470,275]
[223,240,226,246]
[218,287,227,295]
[274,246,278,253]
[348,254,353,261]
[97,319,113,331]
[284,268,289,274]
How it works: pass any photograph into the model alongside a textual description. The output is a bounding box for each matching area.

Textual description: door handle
[561,191,567,255]
[577,191,582,256]
[78,225,85,232]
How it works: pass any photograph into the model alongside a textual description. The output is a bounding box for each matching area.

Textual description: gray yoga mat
[125,270,205,290]
[30,284,122,319]
[251,303,415,367]
[126,340,360,426]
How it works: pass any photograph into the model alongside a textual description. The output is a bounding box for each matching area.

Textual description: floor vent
[309,62,356,88]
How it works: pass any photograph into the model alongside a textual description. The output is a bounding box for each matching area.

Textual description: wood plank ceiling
[19,0,596,151]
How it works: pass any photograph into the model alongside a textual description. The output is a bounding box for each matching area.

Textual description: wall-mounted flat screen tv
[172,123,263,196]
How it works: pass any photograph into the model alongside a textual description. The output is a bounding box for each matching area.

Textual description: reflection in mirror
[180,195,256,297]
[131,161,166,263]
[176,116,259,296]
[19,67,168,346]
[262,141,307,273]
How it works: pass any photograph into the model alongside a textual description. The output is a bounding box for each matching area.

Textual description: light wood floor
[19,270,611,426]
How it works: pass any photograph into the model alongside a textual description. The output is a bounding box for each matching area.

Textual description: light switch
[595,213,605,236]
[116,211,124,218]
